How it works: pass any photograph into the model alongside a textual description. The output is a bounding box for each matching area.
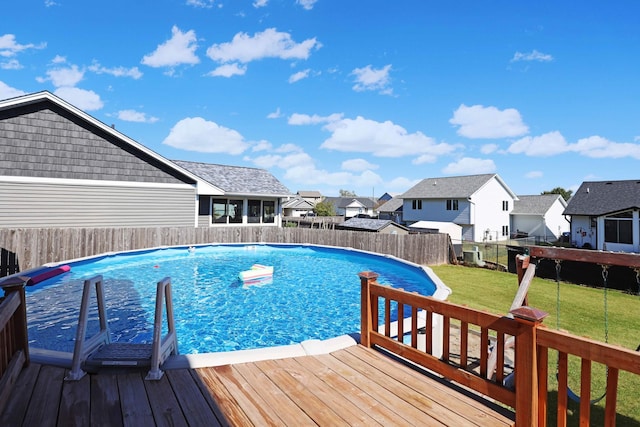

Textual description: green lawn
[430,264,640,426]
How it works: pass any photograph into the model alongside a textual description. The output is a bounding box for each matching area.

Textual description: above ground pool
[24,243,450,355]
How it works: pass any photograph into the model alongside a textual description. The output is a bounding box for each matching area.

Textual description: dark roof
[173,160,291,196]
[338,218,407,232]
[323,196,377,209]
[511,194,566,216]
[400,174,516,199]
[377,197,403,213]
[564,180,640,216]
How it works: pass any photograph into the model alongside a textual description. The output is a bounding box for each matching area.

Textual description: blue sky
[1,0,639,198]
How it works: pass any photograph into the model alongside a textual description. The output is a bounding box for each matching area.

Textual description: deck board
[1,345,515,426]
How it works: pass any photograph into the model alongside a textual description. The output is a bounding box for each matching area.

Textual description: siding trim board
[0,175,196,190]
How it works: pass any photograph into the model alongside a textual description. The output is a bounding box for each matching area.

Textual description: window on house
[412,200,422,210]
[502,201,509,211]
[248,200,261,223]
[228,200,243,223]
[263,201,275,223]
[212,199,228,223]
[604,211,633,244]
[446,199,458,211]
[502,225,509,236]
[198,196,211,216]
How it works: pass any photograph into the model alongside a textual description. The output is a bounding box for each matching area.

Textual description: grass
[430,264,640,426]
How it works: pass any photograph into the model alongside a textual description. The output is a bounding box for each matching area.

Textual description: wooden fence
[0,227,450,274]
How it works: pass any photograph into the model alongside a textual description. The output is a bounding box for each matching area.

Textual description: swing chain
[554,259,562,331]
[600,264,610,344]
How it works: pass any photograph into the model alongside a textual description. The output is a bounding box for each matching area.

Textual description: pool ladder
[65,275,178,381]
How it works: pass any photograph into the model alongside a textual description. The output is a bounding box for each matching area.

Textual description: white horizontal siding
[0,180,196,228]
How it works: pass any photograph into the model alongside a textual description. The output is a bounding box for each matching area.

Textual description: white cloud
[511,49,553,62]
[117,109,159,123]
[247,143,383,191]
[37,64,84,87]
[141,26,200,68]
[508,132,640,159]
[481,143,499,154]
[450,104,529,139]
[207,63,247,77]
[289,69,310,83]
[321,116,456,159]
[267,107,282,119]
[186,0,216,7]
[288,112,343,125]
[206,28,320,64]
[525,171,543,178]
[507,131,569,156]
[54,87,104,111]
[89,61,143,79]
[162,117,250,155]
[442,157,496,175]
[253,0,268,7]
[341,158,378,172]
[0,34,46,57]
[351,64,392,94]
[572,135,640,159]
[386,176,421,192]
[1,59,21,70]
[51,55,66,64]
[296,0,318,10]
[0,81,26,100]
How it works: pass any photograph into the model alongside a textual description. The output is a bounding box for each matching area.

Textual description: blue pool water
[25,244,443,354]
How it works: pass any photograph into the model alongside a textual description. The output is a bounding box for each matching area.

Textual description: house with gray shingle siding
[0,91,223,228]
[400,174,518,242]
[511,194,569,241]
[563,180,640,252]
[173,161,291,227]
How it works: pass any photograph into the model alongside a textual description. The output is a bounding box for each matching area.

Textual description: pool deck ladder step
[65,275,178,381]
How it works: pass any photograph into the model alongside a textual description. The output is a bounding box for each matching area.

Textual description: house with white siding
[0,91,289,228]
[510,194,569,241]
[400,174,518,242]
[563,179,640,252]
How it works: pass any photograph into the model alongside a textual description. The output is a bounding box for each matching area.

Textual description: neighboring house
[377,192,398,203]
[400,174,518,242]
[173,161,291,227]
[323,197,378,218]
[336,218,409,234]
[510,194,569,241]
[377,197,403,224]
[0,91,222,228]
[297,190,323,206]
[282,196,315,217]
[563,180,640,252]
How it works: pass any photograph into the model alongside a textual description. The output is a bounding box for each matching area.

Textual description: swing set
[527,246,640,407]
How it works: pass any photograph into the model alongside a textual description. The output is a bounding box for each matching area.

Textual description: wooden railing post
[510,306,547,427]
[359,271,378,348]
[0,275,30,366]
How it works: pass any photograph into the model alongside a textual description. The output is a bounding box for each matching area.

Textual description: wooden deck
[1,345,514,426]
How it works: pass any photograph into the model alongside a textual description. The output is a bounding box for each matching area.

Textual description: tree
[314,200,336,216]
[339,189,357,197]
[541,187,573,201]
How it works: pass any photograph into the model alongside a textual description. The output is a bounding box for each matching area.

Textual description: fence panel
[0,227,450,274]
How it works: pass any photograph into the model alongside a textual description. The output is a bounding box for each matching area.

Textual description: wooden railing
[360,245,640,426]
[0,276,29,415]
[528,245,640,427]
[359,271,544,425]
